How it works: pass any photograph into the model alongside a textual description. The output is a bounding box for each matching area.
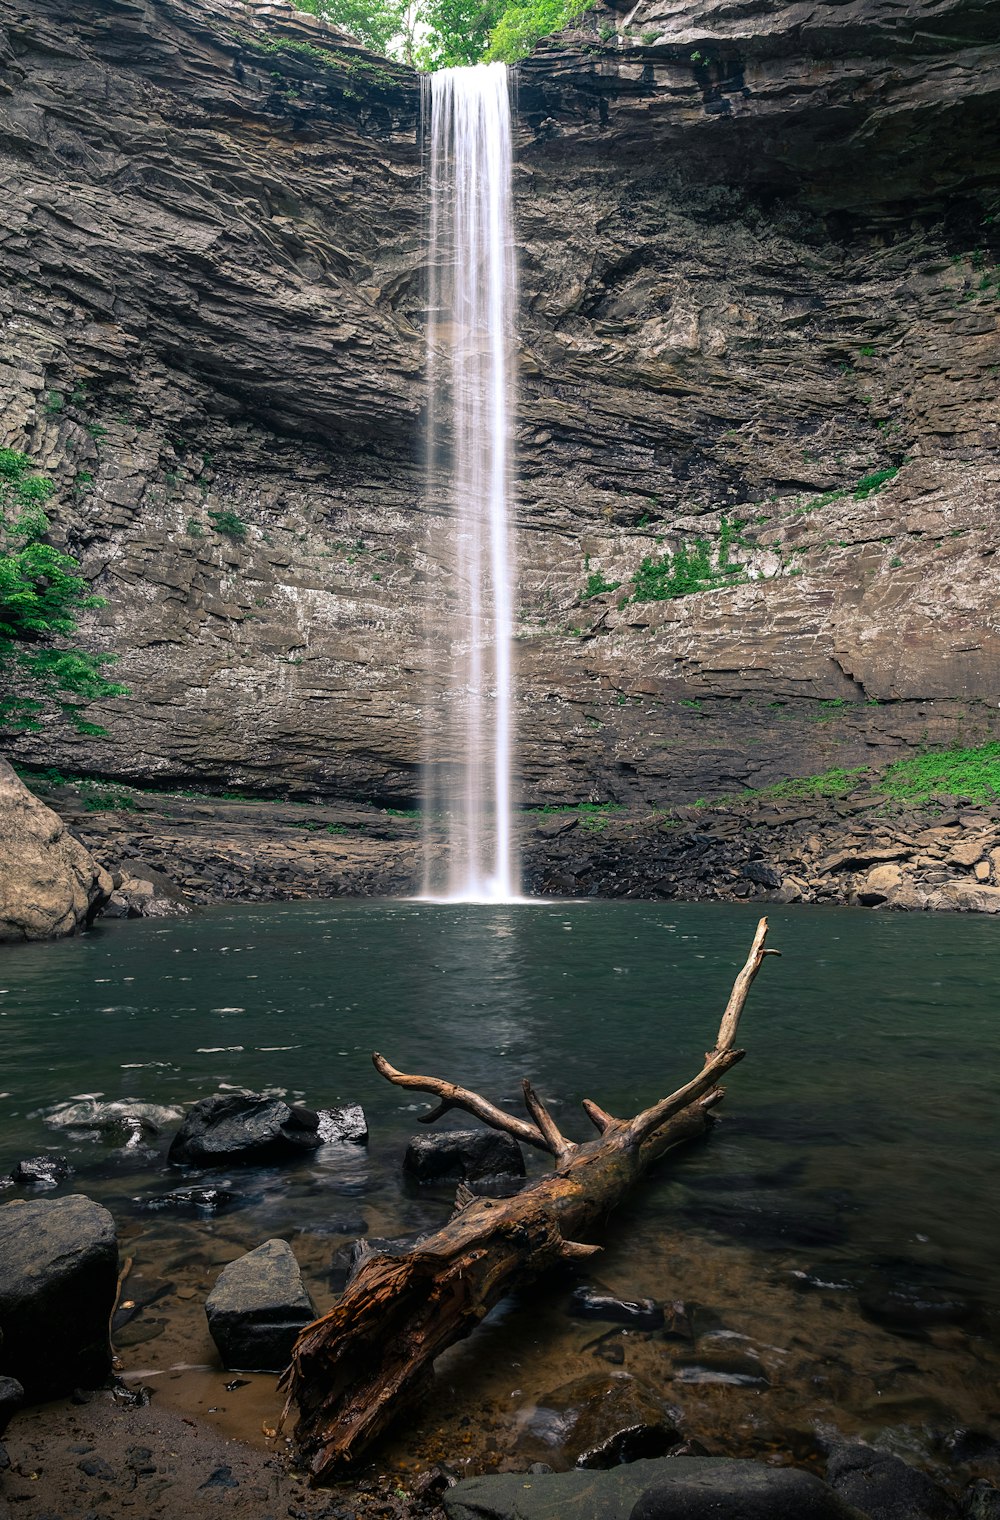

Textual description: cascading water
[421,64,520,903]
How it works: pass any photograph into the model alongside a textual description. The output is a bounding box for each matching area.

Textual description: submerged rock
[568,1285,664,1330]
[857,1267,973,1332]
[205,1238,315,1372]
[403,1129,525,1183]
[0,1194,118,1398]
[168,1093,323,1166]
[0,760,111,941]
[517,1371,681,1472]
[133,1185,235,1213]
[672,1348,770,1387]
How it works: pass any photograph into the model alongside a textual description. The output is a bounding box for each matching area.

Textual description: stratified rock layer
[0,0,998,873]
[0,760,110,939]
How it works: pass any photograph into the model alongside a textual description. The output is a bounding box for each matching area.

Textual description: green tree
[292,0,590,66]
[0,448,127,734]
[295,0,413,58]
[485,0,587,62]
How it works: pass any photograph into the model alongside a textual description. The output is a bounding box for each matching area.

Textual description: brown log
[281,916,776,1483]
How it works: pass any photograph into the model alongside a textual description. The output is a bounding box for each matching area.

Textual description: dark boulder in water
[0,1194,118,1398]
[827,1444,958,1520]
[168,1093,323,1167]
[205,1238,315,1373]
[403,1128,524,1183]
[11,1155,73,1189]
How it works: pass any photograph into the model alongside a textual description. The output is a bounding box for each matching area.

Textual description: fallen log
[282,915,777,1482]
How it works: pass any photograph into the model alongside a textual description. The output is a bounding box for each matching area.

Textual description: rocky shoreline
[3,1097,999,1520]
[10,768,1000,927]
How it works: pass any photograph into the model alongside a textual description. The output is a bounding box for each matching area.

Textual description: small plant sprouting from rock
[854,468,898,500]
[631,516,749,602]
[582,569,621,599]
[207,508,248,541]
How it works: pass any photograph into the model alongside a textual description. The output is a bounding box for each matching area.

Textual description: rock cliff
[1,0,999,850]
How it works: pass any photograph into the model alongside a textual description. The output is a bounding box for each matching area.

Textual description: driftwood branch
[283,917,776,1482]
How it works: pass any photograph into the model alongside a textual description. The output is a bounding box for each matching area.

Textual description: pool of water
[1,900,998,1482]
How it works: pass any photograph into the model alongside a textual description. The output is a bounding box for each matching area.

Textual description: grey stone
[317,1104,368,1145]
[168,1094,323,1167]
[0,1195,118,1398]
[403,1129,525,1183]
[443,1458,864,1520]
[205,1238,315,1373]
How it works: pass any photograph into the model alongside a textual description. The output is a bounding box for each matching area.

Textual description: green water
[1,900,998,1466]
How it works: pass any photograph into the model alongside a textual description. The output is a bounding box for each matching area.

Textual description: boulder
[938,882,1000,914]
[568,1286,664,1330]
[631,1460,866,1520]
[318,1104,368,1144]
[827,1445,958,1520]
[168,1093,324,1166]
[0,1195,118,1397]
[963,1482,1000,1520]
[856,864,903,905]
[104,860,191,918]
[0,1376,23,1437]
[205,1238,315,1372]
[403,1128,525,1183]
[0,761,111,941]
[443,1457,864,1520]
[741,861,783,888]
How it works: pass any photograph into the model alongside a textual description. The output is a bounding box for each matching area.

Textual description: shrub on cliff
[0,449,127,734]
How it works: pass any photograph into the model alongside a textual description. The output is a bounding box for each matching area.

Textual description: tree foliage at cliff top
[294,0,588,65]
[0,449,127,734]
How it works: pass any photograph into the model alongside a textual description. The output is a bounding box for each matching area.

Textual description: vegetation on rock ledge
[0,449,127,734]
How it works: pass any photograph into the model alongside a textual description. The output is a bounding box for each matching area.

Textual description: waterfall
[421,64,520,903]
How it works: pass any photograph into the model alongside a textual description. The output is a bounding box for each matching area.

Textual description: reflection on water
[1,901,999,1480]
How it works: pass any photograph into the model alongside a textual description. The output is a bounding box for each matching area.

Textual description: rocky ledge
[10,771,1000,918]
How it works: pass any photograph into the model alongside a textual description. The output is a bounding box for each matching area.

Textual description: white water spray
[421,64,519,903]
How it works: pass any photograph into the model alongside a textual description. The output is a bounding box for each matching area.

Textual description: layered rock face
[1,0,998,840]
